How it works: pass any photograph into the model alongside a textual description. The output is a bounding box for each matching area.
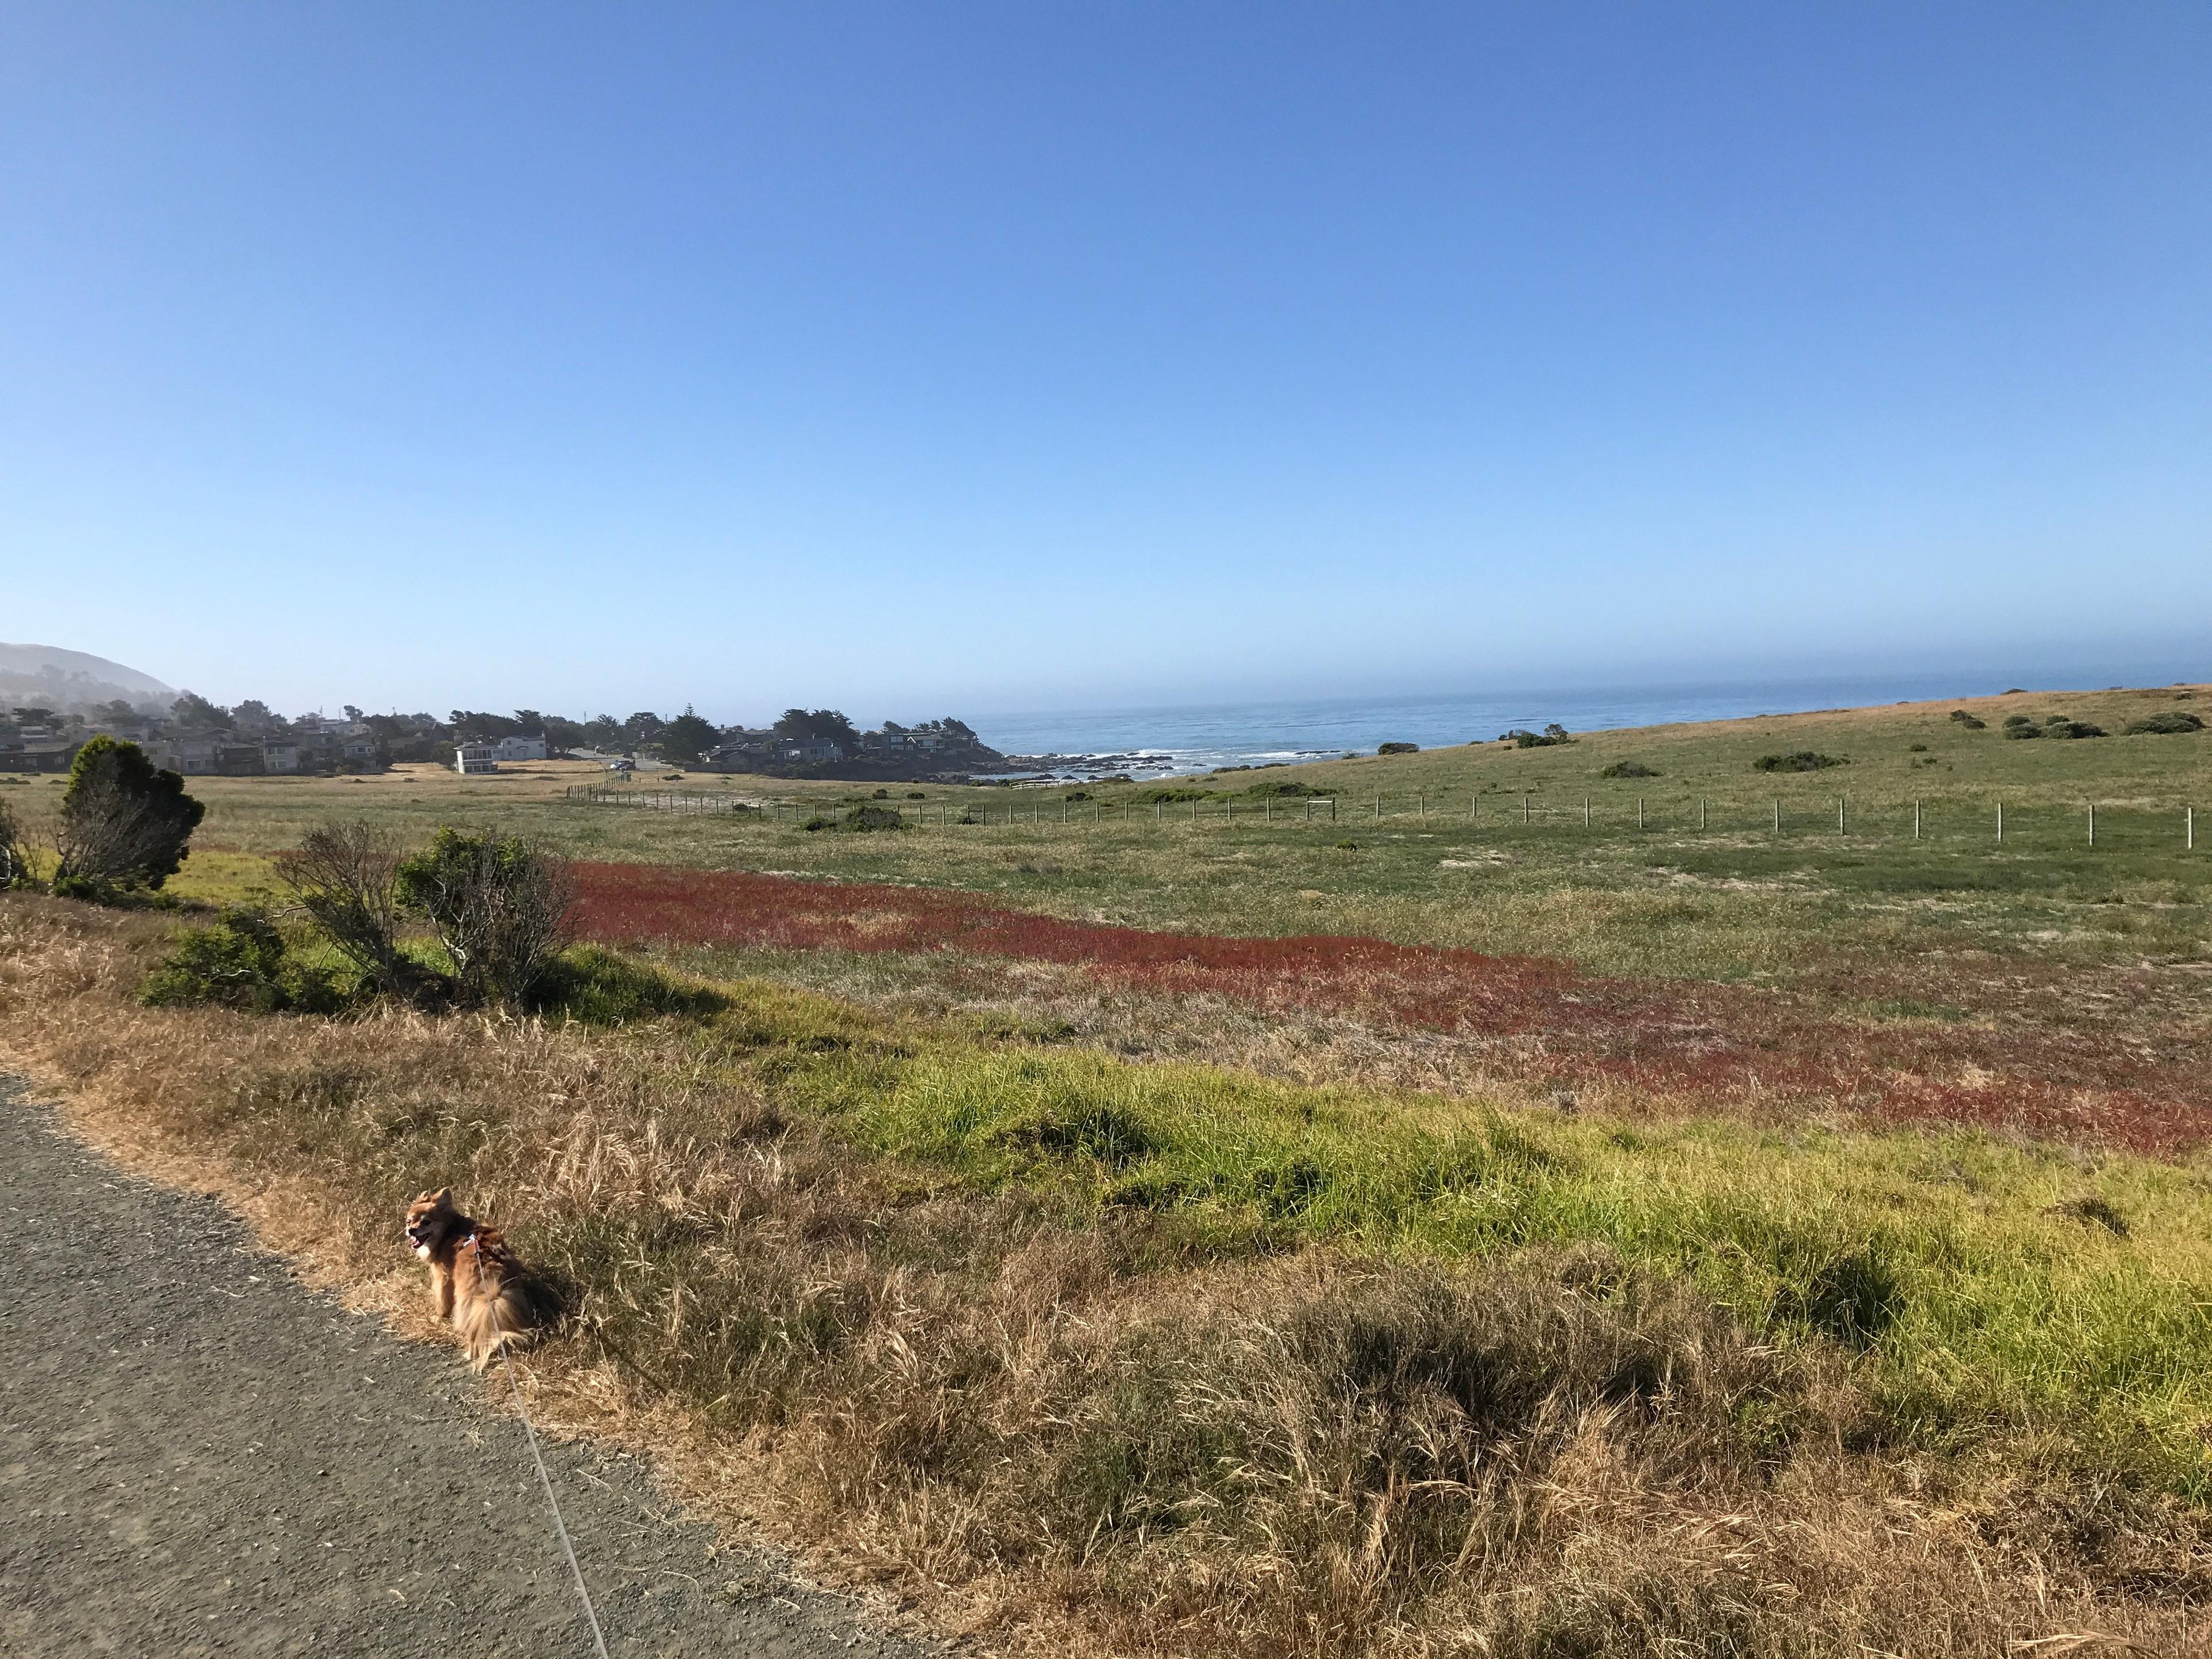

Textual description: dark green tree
[53,736,206,896]
[772,709,858,752]
[658,705,720,766]
[169,691,227,733]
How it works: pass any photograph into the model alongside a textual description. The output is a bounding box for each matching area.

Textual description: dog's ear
[433,1187,452,1206]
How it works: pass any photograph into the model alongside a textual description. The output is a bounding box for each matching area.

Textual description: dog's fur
[403,1189,551,1368]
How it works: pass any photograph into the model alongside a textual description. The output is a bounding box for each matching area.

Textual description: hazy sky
[3,3,2207,724]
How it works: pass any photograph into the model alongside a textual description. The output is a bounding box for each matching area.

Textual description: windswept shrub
[1377,741,1419,755]
[395,827,574,1009]
[2002,715,2042,740]
[1245,778,1334,797]
[1949,710,1986,729]
[2043,717,2106,740]
[277,821,423,999]
[1752,751,1847,772]
[844,804,904,831]
[2126,711,2204,735]
[52,736,204,899]
[1501,724,1573,749]
[138,907,339,1014]
[1599,760,1658,778]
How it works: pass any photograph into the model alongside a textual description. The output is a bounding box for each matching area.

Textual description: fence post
[2088,804,2095,847]
[1470,794,1478,821]
[1155,801,1161,827]
[1839,795,1846,834]
[2191,806,2196,851]
[1583,798,1590,828]
[1914,799,1921,840]
[1523,794,1529,824]
[1265,797,1271,823]
[1997,801,2004,842]
[1773,799,1780,833]
[1418,793,1425,821]
[1637,797,1644,830]
[1375,796,1381,820]
[1698,797,1706,831]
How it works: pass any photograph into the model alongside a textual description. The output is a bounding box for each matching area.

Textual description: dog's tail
[463,1274,562,1370]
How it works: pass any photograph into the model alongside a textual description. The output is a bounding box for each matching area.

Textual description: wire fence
[567,784,2201,851]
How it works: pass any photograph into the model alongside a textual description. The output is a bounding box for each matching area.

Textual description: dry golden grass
[3,892,2207,1657]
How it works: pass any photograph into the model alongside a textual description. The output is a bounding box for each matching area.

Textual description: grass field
[6,681,2210,1653]
[12,681,2192,986]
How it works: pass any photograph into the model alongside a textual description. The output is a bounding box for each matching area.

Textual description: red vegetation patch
[570,863,2212,1156]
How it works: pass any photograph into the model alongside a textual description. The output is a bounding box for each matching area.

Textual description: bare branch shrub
[276,822,418,998]
[395,827,575,1009]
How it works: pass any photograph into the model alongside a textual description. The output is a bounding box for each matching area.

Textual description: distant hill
[0,642,177,713]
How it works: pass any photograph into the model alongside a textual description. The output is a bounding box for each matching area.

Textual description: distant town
[0,694,1016,783]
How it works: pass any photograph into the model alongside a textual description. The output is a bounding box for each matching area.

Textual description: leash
[474,1236,612,1659]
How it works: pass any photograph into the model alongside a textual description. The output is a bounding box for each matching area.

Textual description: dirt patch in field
[572,863,2212,1154]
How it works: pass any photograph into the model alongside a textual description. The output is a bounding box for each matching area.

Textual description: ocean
[969,673,2051,780]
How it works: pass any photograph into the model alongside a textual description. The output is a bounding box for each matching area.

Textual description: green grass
[652,967,2212,1493]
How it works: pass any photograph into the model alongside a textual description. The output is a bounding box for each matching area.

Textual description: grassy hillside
[35,680,2192,991]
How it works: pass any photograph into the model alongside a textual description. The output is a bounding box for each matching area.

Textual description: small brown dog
[403,1189,551,1369]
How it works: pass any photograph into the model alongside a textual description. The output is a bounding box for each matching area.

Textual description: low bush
[1949,710,1986,729]
[1064,790,1091,802]
[138,907,340,1015]
[802,815,834,831]
[1599,760,1658,779]
[1135,786,1212,804]
[1245,778,1334,797]
[395,827,574,1009]
[2126,712,2203,736]
[1377,741,1419,755]
[2043,717,2106,740]
[844,804,904,831]
[1752,751,1848,772]
[1502,724,1574,749]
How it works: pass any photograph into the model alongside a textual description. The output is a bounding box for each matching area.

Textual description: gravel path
[0,1075,924,1659]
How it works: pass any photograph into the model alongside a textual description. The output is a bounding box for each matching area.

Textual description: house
[454,741,500,775]
[262,743,301,774]
[0,739,79,773]
[150,737,220,774]
[490,735,547,763]
[703,730,777,771]
[214,743,266,776]
[781,737,843,763]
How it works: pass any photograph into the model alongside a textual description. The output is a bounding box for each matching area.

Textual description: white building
[454,740,499,775]
[491,735,548,762]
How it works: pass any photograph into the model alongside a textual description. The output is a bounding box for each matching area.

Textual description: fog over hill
[0,642,177,713]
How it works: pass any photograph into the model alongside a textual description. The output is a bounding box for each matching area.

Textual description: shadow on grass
[531,944,729,1024]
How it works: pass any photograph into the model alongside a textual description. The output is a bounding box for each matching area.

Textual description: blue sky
[2,3,2206,724]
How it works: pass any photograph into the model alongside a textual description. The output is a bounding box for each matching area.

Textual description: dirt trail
[0,1075,922,1659]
